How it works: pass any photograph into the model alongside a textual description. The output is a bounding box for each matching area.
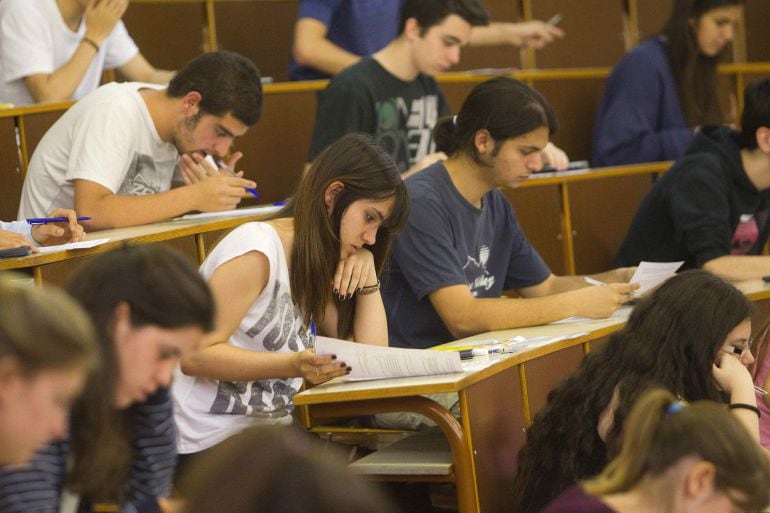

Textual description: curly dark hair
[511,269,753,513]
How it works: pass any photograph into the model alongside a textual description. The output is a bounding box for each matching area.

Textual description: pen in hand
[216,159,259,199]
[26,216,91,225]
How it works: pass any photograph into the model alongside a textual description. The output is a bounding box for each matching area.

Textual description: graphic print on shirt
[463,245,495,296]
[375,95,438,172]
[209,282,310,417]
[730,208,769,255]
[118,153,163,195]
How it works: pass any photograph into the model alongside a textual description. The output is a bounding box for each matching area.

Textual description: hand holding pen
[178,152,259,210]
[27,208,87,247]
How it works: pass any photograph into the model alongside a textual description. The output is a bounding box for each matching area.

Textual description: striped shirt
[0,388,176,513]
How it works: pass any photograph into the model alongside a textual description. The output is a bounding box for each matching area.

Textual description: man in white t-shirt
[0,0,173,106]
[18,51,263,230]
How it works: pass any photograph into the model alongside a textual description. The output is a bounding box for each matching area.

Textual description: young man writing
[614,78,770,282]
[0,0,173,106]
[18,51,262,230]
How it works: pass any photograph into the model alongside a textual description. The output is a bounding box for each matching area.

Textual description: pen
[26,216,91,225]
[583,276,606,287]
[755,385,768,396]
[216,159,260,199]
[309,320,317,347]
[546,13,562,27]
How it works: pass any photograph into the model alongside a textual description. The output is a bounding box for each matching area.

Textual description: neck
[373,37,421,82]
[56,0,84,31]
[602,475,678,513]
[268,217,295,265]
[140,89,177,143]
[443,154,495,208]
[741,148,770,191]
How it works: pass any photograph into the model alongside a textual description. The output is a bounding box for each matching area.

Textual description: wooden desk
[294,316,626,513]
[0,211,274,285]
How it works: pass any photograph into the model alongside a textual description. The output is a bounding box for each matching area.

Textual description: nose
[156,360,176,389]
[213,139,232,158]
[742,348,755,366]
[529,153,545,172]
[724,24,735,42]
[50,411,69,440]
[362,226,377,246]
[448,46,461,65]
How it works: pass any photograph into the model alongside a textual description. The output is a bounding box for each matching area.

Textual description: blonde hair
[584,389,770,512]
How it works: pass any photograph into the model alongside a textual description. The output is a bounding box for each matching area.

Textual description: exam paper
[180,204,283,220]
[629,260,684,296]
[314,336,463,381]
[36,238,110,254]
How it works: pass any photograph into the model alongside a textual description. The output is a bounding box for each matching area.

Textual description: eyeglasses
[723,337,754,357]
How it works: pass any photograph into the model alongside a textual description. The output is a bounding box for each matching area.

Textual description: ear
[403,17,422,41]
[683,460,717,503]
[111,302,132,348]
[180,91,202,116]
[324,181,345,211]
[755,126,770,154]
[474,129,494,156]
[0,357,22,392]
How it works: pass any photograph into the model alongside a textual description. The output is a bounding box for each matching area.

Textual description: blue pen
[26,216,91,225]
[309,320,317,347]
[216,159,259,199]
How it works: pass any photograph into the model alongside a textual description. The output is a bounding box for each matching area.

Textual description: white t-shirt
[17,81,179,219]
[0,0,138,106]
[173,222,312,454]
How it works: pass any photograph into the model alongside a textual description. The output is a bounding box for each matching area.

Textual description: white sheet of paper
[314,336,463,382]
[36,238,110,254]
[629,260,684,296]
[550,306,633,325]
[180,204,283,221]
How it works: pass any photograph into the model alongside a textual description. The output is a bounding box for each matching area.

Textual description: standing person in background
[592,0,743,167]
[542,389,770,513]
[0,275,96,468]
[0,245,215,513]
[172,134,409,479]
[0,0,175,106]
[289,0,564,81]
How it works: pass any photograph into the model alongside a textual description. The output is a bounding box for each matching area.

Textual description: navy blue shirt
[382,162,551,349]
[289,0,402,81]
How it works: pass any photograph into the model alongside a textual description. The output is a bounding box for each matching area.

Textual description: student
[751,319,770,450]
[172,133,409,473]
[289,0,564,81]
[0,245,215,513]
[17,51,262,230]
[614,77,770,281]
[0,208,84,251]
[592,0,743,167]
[0,0,174,106]
[512,270,761,513]
[0,275,96,467]
[382,76,635,350]
[176,425,397,513]
[306,0,569,176]
[542,388,770,513]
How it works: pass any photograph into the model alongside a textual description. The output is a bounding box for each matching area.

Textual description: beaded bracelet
[81,37,100,53]
[729,403,761,418]
[358,280,380,295]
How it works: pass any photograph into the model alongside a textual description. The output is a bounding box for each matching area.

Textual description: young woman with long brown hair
[172,133,409,472]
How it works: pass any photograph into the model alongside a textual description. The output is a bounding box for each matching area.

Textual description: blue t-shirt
[382,162,551,349]
[289,0,402,81]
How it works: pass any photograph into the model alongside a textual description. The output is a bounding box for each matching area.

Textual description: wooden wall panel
[502,186,565,275]
[532,78,607,163]
[23,111,67,160]
[637,0,671,42]
[530,0,625,68]
[123,4,206,71]
[0,119,23,220]
[745,1,770,62]
[569,174,656,274]
[455,0,521,73]
[215,1,298,82]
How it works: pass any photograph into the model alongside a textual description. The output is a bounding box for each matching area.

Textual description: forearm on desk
[180,342,299,382]
[75,186,199,229]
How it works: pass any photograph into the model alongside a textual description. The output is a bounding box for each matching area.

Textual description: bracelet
[81,37,100,53]
[729,403,761,418]
[358,280,380,295]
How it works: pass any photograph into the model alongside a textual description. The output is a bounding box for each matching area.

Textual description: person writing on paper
[614,77,770,282]
[592,0,743,166]
[306,0,570,178]
[0,275,96,467]
[381,77,636,350]
[0,245,215,513]
[17,51,262,230]
[172,133,409,479]
[0,208,85,252]
[513,271,763,513]
[542,388,770,513]
[0,0,174,106]
[289,0,564,81]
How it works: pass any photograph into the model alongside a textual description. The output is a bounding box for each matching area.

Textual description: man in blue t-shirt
[383,77,637,349]
[289,0,565,81]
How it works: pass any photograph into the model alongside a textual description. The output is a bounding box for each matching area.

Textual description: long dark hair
[660,0,744,127]
[275,133,409,338]
[433,76,557,163]
[64,245,215,502]
[512,270,753,513]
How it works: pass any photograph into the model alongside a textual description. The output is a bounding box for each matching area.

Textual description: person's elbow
[292,37,319,67]
[701,256,731,278]
[439,308,487,340]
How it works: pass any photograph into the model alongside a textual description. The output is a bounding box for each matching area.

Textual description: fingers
[46,208,78,234]
[333,250,376,300]
[225,151,243,170]
[300,351,350,383]
[0,230,36,250]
